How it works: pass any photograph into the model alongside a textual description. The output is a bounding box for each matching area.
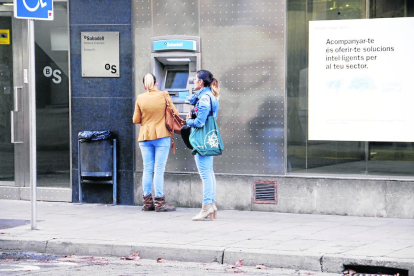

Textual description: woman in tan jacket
[133,73,179,212]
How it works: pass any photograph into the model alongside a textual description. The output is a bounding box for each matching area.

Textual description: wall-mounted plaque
[81,32,119,77]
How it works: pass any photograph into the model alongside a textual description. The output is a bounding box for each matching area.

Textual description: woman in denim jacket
[185,70,220,221]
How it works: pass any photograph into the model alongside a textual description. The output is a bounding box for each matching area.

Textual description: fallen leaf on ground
[122,252,140,261]
[157,258,167,263]
[255,265,267,269]
[343,269,356,276]
[235,259,244,267]
[126,252,141,261]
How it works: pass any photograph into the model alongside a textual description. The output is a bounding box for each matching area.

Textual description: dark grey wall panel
[70,0,134,204]
[70,26,133,98]
[70,0,132,25]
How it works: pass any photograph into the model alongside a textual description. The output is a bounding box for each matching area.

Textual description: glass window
[0,16,13,182]
[287,0,414,177]
[35,2,70,187]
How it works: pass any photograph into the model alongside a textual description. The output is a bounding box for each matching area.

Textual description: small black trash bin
[78,131,117,205]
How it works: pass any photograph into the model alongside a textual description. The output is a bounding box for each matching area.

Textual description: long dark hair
[197,70,220,99]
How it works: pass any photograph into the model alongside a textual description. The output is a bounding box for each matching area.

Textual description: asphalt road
[0,252,343,276]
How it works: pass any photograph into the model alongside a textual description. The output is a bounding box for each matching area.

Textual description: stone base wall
[134,172,414,219]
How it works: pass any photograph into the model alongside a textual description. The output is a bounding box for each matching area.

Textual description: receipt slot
[151,36,201,115]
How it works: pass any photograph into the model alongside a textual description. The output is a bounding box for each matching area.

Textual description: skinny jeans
[139,137,170,197]
[194,154,216,205]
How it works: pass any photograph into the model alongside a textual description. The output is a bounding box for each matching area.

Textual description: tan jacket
[133,88,179,142]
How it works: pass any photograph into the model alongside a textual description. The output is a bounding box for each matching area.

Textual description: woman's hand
[186,111,192,119]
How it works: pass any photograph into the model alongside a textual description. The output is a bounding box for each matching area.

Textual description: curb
[223,249,322,271]
[1,238,413,274]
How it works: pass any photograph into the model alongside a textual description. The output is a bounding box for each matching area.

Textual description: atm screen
[164,70,188,90]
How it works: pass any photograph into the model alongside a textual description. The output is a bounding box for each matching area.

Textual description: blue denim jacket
[186,87,219,128]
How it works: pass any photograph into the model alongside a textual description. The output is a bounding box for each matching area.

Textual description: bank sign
[14,0,54,20]
[153,40,197,51]
[81,32,120,78]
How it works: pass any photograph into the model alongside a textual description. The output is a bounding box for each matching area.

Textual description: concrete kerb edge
[2,238,414,274]
[0,239,48,254]
[46,240,117,257]
[0,238,224,264]
[223,248,322,271]
[322,254,414,275]
[0,239,131,258]
[46,240,225,264]
[131,244,224,263]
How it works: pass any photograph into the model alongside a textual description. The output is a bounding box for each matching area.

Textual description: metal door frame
[0,7,27,190]
[0,6,71,201]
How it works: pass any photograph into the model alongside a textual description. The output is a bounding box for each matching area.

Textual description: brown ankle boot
[154,196,176,212]
[142,193,155,211]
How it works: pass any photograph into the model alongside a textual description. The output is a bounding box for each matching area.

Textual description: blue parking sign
[14,0,53,20]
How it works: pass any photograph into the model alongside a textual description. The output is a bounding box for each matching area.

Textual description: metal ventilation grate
[343,265,408,276]
[253,181,277,204]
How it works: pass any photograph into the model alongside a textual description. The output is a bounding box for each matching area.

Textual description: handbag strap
[162,91,176,154]
[162,91,169,106]
[206,92,214,117]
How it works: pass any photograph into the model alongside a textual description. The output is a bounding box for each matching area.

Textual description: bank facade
[1,0,413,218]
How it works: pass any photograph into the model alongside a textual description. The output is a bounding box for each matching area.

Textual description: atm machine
[151,35,201,115]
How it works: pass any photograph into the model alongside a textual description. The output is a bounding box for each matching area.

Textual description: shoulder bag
[180,125,193,150]
[181,107,197,150]
[189,94,224,156]
[163,92,185,154]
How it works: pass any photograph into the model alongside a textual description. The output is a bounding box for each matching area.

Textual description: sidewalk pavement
[0,200,413,274]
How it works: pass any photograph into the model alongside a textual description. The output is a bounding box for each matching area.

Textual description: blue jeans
[139,137,170,197]
[194,154,216,205]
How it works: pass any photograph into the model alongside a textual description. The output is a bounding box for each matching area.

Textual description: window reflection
[35,2,70,187]
[0,16,13,181]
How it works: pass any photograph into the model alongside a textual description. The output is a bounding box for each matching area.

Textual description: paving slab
[0,200,413,274]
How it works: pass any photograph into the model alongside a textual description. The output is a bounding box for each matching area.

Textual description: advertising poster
[309,18,414,142]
